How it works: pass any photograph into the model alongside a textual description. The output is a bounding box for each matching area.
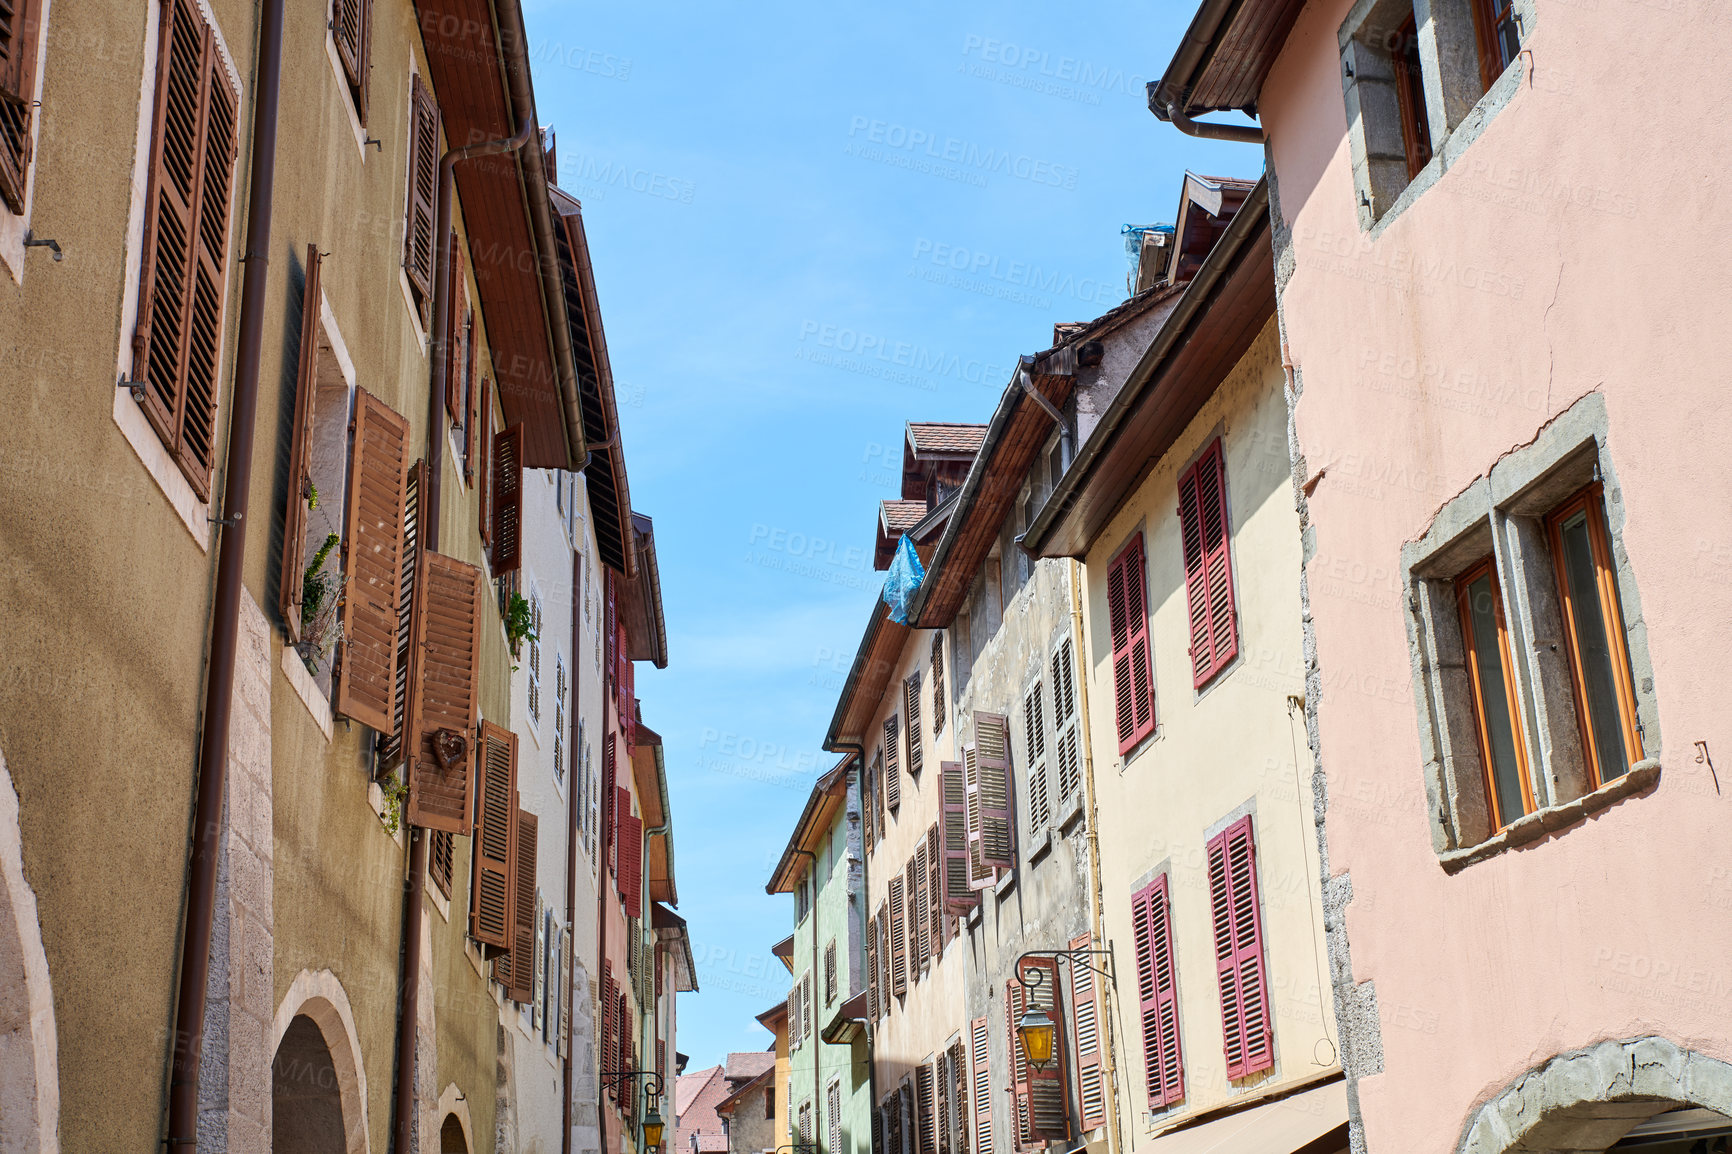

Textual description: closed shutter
[803,974,812,1043]
[787,978,800,1053]
[828,1081,842,1154]
[1024,683,1048,833]
[939,763,976,915]
[429,828,453,898]
[1067,934,1105,1130]
[404,73,438,311]
[951,1040,971,1154]
[1052,639,1080,806]
[1180,439,1239,687]
[905,672,923,777]
[906,855,924,975]
[883,716,901,809]
[469,721,516,954]
[971,1016,993,1154]
[491,423,523,574]
[974,713,1014,868]
[403,550,483,832]
[443,246,464,422]
[935,1053,951,1154]
[330,0,370,121]
[1004,982,1031,1149]
[1133,875,1184,1107]
[464,309,480,482]
[1015,957,1069,1144]
[378,460,425,772]
[133,0,239,500]
[1106,534,1156,753]
[477,377,494,546]
[873,1100,885,1154]
[0,0,43,214]
[889,875,907,995]
[618,805,643,918]
[334,387,411,732]
[559,924,573,1057]
[932,633,946,736]
[926,824,943,951]
[877,903,892,1016]
[1208,815,1271,1080]
[866,913,879,1020]
[824,939,837,1005]
[279,244,324,642]
[915,1061,935,1154]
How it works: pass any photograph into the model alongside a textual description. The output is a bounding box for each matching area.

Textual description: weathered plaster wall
[1258,0,1732,1146]
[726,1084,776,1154]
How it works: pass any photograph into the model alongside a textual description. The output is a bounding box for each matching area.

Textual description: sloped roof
[724,1051,777,1083]
[880,500,927,535]
[907,423,988,456]
[1149,0,1306,120]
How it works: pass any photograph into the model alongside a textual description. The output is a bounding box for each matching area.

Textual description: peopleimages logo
[796,320,1013,388]
[958,35,1147,101]
[845,116,1079,190]
[910,238,1119,309]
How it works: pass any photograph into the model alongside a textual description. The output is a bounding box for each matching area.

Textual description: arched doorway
[0,752,58,1152]
[273,1013,345,1151]
[441,1112,470,1153]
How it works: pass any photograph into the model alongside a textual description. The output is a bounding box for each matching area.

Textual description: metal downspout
[790,846,820,1147]
[163,0,285,1144]
[1157,93,1266,144]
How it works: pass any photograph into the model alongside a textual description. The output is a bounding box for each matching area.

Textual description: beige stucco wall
[1080,319,1338,1132]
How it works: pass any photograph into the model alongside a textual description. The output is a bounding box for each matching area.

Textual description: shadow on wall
[273,1014,346,1150]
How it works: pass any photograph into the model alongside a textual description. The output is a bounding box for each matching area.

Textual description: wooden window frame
[1453,556,1535,830]
[1391,13,1434,182]
[1470,0,1521,91]
[0,0,45,216]
[1544,482,1642,788]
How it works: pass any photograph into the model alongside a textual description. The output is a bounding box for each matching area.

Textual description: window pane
[1559,511,1630,781]
[1466,574,1528,823]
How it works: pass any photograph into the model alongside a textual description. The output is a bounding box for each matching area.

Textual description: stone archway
[440,1113,470,1153]
[1457,1037,1732,1153]
[272,970,370,1153]
[436,1083,475,1154]
[0,750,59,1153]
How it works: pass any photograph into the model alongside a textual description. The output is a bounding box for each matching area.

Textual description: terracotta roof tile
[907,422,987,456]
[880,500,927,534]
[724,1051,777,1083]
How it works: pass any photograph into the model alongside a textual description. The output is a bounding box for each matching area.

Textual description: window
[1391,14,1432,181]
[1105,534,1155,753]
[1454,557,1533,829]
[1131,875,1183,1109]
[403,73,438,323]
[553,656,567,784]
[766,1084,775,1121]
[1206,816,1271,1081]
[1023,680,1049,833]
[330,0,372,123]
[0,0,45,216]
[1179,436,1240,689]
[1051,639,1080,810]
[824,939,837,1005]
[429,828,453,898]
[1472,0,1522,89]
[795,876,810,923]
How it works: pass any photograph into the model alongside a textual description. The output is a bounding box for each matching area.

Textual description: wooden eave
[632,725,677,904]
[621,511,668,667]
[1027,179,1275,559]
[1149,0,1307,120]
[822,596,910,756]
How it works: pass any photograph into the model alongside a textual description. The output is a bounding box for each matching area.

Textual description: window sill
[367,779,406,849]
[429,877,451,923]
[994,869,1017,899]
[1027,828,1053,865]
[1438,759,1661,874]
[280,644,333,740]
[113,388,212,551]
[1057,797,1085,833]
[323,30,371,161]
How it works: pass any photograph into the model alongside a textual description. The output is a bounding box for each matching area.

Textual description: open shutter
[0,0,43,214]
[963,744,987,890]
[1052,639,1080,806]
[331,0,370,121]
[1068,934,1105,1131]
[952,1041,971,1154]
[1179,440,1239,687]
[1020,956,1068,1143]
[937,1052,952,1154]
[429,828,453,897]
[1106,534,1155,753]
[404,73,438,310]
[334,388,410,732]
[974,713,1014,868]
[1209,816,1271,1080]
[491,423,524,573]
[443,243,464,422]
[905,672,923,776]
[1133,874,1184,1109]
[470,721,516,954]
[133,0,238,501]
[866,913,880,1021]
[829,1081,843,1154]
[915,1062,936,1154]
[883,715,901,808]
[378,460,425,771]
[889,875,907,995]
[926,823,943,952]
[1005,983,1031,1149]
[477,378,494,546]
[1024,683,1048,833]
[906,856,925,974]
[618,806,643,918]
[505,808,538,1002]
[971,1017,992,1154]
[602,731,616,874]
[932,633,946,736]
[403,550,483,831]
[877,902,891,1016]
[279,244,324,641]
[464,309,480,482]
[939,763,976,914]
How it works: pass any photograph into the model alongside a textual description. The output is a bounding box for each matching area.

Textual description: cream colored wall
[1080,320,1336,1132]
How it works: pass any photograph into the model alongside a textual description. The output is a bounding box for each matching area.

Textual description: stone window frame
[1403,393,1662,872]
[1338,0,1538,231]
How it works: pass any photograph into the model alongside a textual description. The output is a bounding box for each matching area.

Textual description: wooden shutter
[1016,957,1068,1144]
[601,962,614,1088]
[974,713,1014,868]
[469,721,516,954]
[403,550,483,831]
[877,902,892,1016]
[824,940,837,1005]
[889,875,907,995]
[963,743,987,890]
[404,73,438,309]
[875,751,887,843]
[618,807,643,918]
[907,855,925,973]
[1180,440,1239,686]
[0,0,43,214]
[279,244,324,642]
[1067,934,1105,1131]
[926,824,943,953]
[504,808,537,1002]
[559,924,573,1056]
[915,1062,935,1154]
[333,388,410,732]
[429,828,453,898]
[1052,639,1080,806]
[1208,816,1271,1080]
[443,245,464,422]
[464,311,480,482]
[1133,875,1183,1107]
[1024,683,1048,832]
[939,763,976,914]
[936,1052,952,1154]
[828,1080,842,1154]
[477,378,494,546]
[863,762,877,850]
[905,672,923,776]
[330,0,370,122]
[490,423,524,573]
[874,1100,886,1154]
[1106,534,1155,753]
[971,1017,992,1154]
[1004,982,1031,1149]
[602,731,616,873]
[884,715,901,809]
[133,0,238,501]
[866,913,879,1020]
[951,1041,971,1154]
[378,460,425,771]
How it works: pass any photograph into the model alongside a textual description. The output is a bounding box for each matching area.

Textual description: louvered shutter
[932,633,946,737]
[788,978,800,1052]
[279,245,324,642]
[428,828,453,897]
[926,824,943,952]
[600,963,614,1090]
[905,672,923,777]
[906,856,925,974]
[864,763,877,849]
[938,1051,954,1154]
[477,377,494,546]
[402,550,483,831]
[1052,640,1080,806]
[1067,934,1105,1130]
[828,1080,842,1154]
[889,875,907,995]
[613,783,631,884]
[464,310,480,482]
[824,940,837,1005]
[133,0,238,500]
[504,809,537,1002]
[802,973,813,1045]
[1106,534,1156,753]
[1024,684,1048,832]
[1208,816,1271,1080]
[951,1041,971,1154]
[866,913,879,1020]
[877,903,892,1015]
[1017,957,1068,1143]
[1004,982,1031,1149]
[620,635,636,759]
[469,721,516,954]
[974,713,1014,868]
[379,460,425,771]
[971,1017,993,1154]
[404,73,438,310]
[963,744,987,890]
[559,924,573,1057]
[0,0,43,214]
[1179,440,1239,687]
[333,388,410,732]
[873,1100,885,1154]
[331,0,370,121]
[1133,875,1184,1107]
[875,751,887,844]
[884,716,901,809]
[915,1062,935,1154]
[443,245,464,423]
[491,423,523,574]
[939,763,976,914]
[618,807,643,918]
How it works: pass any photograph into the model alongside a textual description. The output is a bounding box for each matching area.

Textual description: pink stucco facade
[1254,0,1732,1150]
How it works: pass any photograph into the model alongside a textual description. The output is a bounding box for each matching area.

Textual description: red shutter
[1133,874,1184,1109]
[614,784,632,883]
[1067,934,1105,1130]
[0,0,43,214]
[1106,534,1156,753]
[884,715,901,809]
[1004,983,1030,1149]
[505,808,538,1002]
[404,73,438,310]
[939,762,977,914]
[1179,440,1239,686]
[602,730,616,871]
[889,875,907,995]
[973,713,1014,868]
[618,807,643,918]
[1017,957,1068,1143]
[469,721,516,955]
[491,423,523,573]
[279,244,324,642]
[334,388,411,733]
[905,672,924,777]
[970,1017,992,1154]
[1208,816,1271,1080]
[926,824,943,953]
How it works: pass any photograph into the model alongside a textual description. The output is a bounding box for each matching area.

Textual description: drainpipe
[1068,559,1122,1154]
[1016,360,1071,465]
[1149,86,1265,144]
[393,115,533,1154]
[788,846,820,1147]
[163,0,284,1146]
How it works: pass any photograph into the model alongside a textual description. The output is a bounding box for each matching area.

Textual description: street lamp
[600,1068,668,1149]
[1011,946,1116,1073]
[1016,1003,1058,1071]
[640,1099,666,1149]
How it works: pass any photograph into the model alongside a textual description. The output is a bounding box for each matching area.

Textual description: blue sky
[521,0,1263,1070]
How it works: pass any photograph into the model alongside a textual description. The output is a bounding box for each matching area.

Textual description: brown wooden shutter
[469,721,516,955]
[618,808,643,918]
[404,73,438,311]
[505,808,537,1002]
[429,828,453,898]
[974,713,1015,868]
[905,672,923,777]
[491,423,524,573]
[464,310,480,482]
[330,0,370,122]
[601,961,614,1088]
[378,459,425,772]
[477,377,494,546]
[971,1016,992,1154]
[884,715,901,810]
[404,550,483,832]
[279,244,324,642]
[444,244,464,423]
[0,0,43,214]
[915,1062,935,1154]
[888,875,907,995]
[133,0,238,500]
[866,913,879,1020]
[908,850,927,972]
[932,633,946,737]
[939,763,976,915]
[602,731,616,872]
[1067,934,1105,1131]
[333,387,410,732]
[1004,982,1031,1149]
[926,823,943,953]
[936,1052,952,1154]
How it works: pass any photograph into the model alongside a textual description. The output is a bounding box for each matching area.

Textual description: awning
[1145,1078,1348,1154]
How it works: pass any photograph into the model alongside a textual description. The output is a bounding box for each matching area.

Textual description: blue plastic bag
[882,534,926,624]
